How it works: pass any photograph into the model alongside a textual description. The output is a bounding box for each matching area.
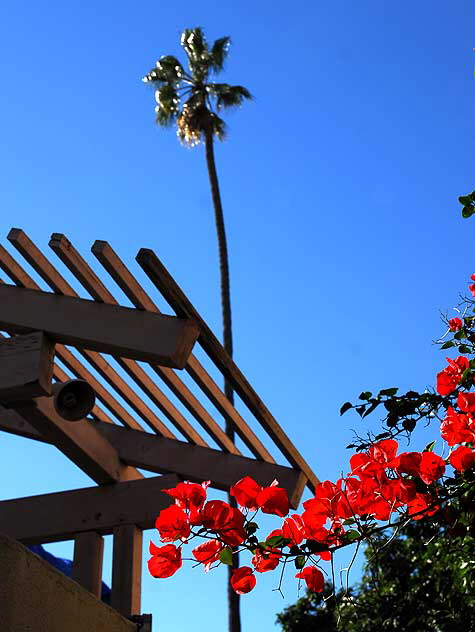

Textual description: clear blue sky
[1,1,474,630]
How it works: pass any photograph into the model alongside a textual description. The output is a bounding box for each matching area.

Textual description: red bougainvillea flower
[350,440,398,482]
[436,356,469,395]
[418,452,445,484]
[148,542,182,578]
[470,281,475,297]
[407,493,439,520]
[200,500,246,546]
[251,547,281,573]
[295,566,325,593]
[448,317,463,332]
[394,452,422,477]
[230,476,263,510]
[164,481,209,523]
[155,505,190,542]
[256,485,290,517]
[457,391,475,413]
[440,407,475,446]
[230,567,256,594]
[191,539,223,572]
[450,446,475,471]
[282,514,307,545]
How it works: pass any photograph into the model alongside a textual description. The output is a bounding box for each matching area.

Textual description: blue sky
[1,0,474,629]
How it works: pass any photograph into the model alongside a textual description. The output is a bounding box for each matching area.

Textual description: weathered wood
[137,248,318,492]
[0,414,307,508]
[92,239,272,459]
[72,531,104,597]
[0,474,177,544]
[0,331,55,402]
[111,525,142,617]
[92,421,307,508]
[0,283,199,368]
[49,233,209,446]
[0,404,46,441]
[0,242,160,438]
[11,397,142,484]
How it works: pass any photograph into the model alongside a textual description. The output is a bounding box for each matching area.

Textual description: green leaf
[340,402,353,415]
[459,196,472,205]
[294,555,306,570]
[424,440,436,452]
[219,547,233,565]
[343,518,357,526]
[402,418,416,432]
[462,206,475,218]
[362,400,380,418]
[458,344,472,354]
[265,535,291,548]
[441,340,455,349]
[454,329,466,340]
[380,387,399,396]
[245,521,258,535]
[359,391,372,400]
[356,405,366,417]
[345,530,360,541]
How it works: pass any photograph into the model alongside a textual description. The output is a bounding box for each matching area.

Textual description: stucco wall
[0,532,136,632]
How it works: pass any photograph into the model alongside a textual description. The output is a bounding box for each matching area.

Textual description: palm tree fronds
[210,113,227,141]
[181,27,210,79]
[209,84,252,110]
[154,84,179,126]
[210,37,230,72]
[143,55,184,85]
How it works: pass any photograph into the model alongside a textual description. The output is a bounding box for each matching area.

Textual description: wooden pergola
[0,228,318,627]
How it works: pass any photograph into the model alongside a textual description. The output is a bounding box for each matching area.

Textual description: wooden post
[71,531,104,598]
[111,525,142,617]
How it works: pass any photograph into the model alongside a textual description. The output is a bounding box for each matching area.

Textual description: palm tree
[143,27,251,632]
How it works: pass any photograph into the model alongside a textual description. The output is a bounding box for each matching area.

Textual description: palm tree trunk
[204,127,241,632]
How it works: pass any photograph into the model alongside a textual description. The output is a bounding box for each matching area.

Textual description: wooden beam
[0,331,55,402]
[92,421,307,509]
[0,283,199,368]
[0,474,177,544]
[92,239,272,460]
[0,404,47,442]
[0,414,307,509]
[10,397,142,484]
[137,248,318,492]
[72,531,104,598]
[111,525,142,617]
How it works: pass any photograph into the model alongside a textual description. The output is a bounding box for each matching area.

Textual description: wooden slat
[0,474,177,544]
[92,240,272,460]
[0,415,307,509]
[136,248,318,492]
[11,397,143,484]
[1,237,167,435]
[0,283,199,369]
[111,525,142,617]
[49,234,208,447]
[72,531,104,598]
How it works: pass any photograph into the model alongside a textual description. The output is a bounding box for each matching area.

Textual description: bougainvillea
[148,272,475,598]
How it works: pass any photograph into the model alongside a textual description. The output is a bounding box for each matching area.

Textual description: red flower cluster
[436,356,469,395]
[230,476,290,516]
[148,273,475,597]
[448,317,463,332]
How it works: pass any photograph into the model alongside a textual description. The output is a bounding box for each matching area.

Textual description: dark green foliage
[277,521,475,631]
